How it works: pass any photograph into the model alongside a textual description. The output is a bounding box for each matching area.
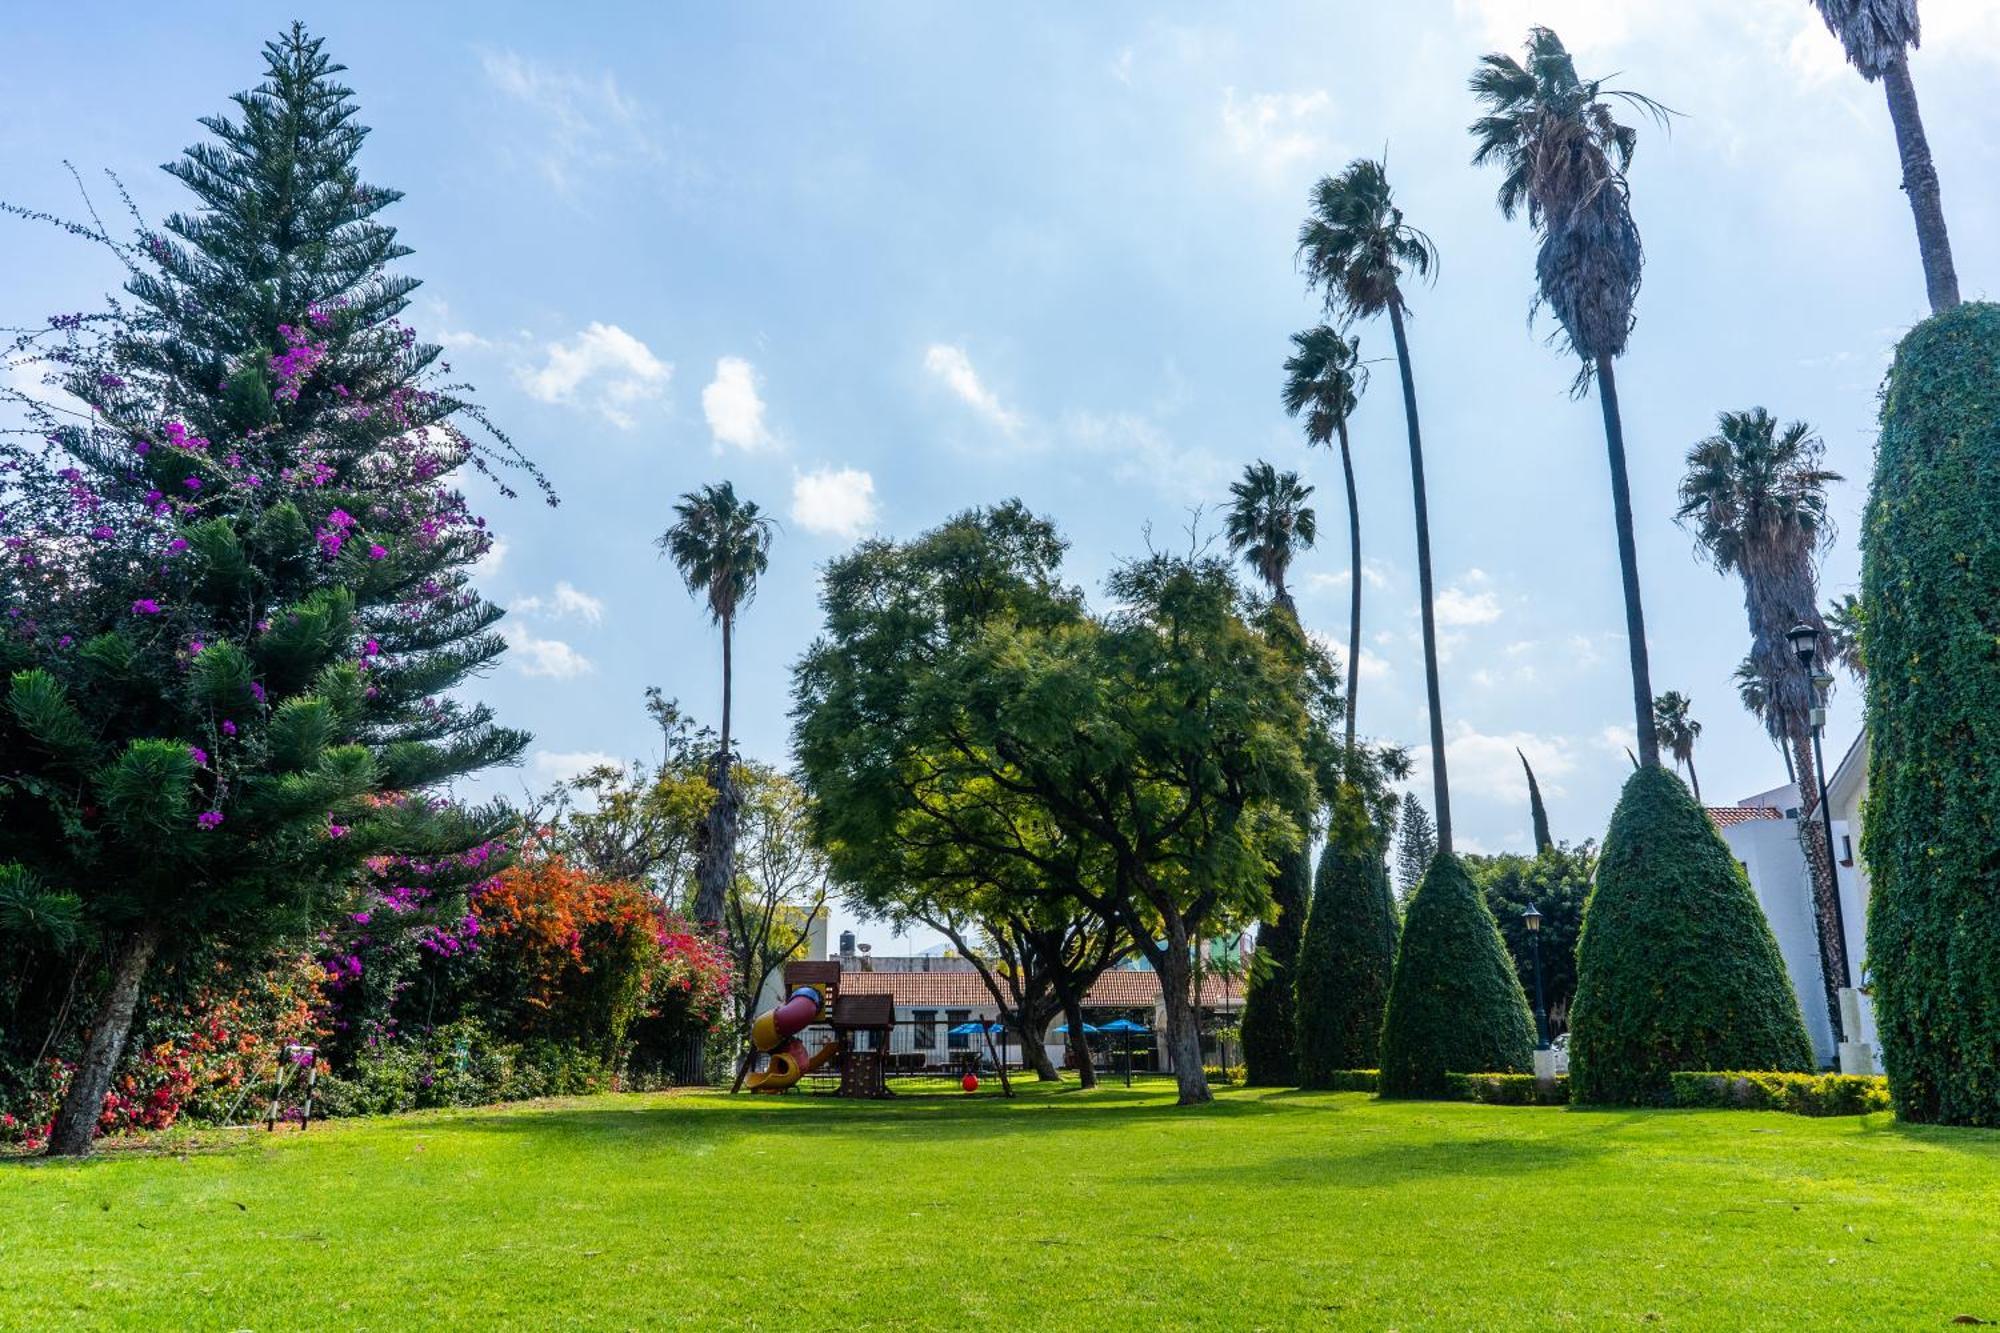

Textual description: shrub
[1323,1069,1379,1092]
[1202,1064,1246,1087]
[1465,843,1596,1033]
[1568,767,1813,1105]
[1669,1071,1892,1117]
[1294,789,1398,1086]
[1444,1072,1569,1106]
[1241,844,1310,1085]
[1860,302,2000,1127]
[1378,852,1535,1097]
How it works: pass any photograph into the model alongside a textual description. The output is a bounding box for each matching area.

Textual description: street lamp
[1522,903,1549,1051]
[1788,623,1852,993]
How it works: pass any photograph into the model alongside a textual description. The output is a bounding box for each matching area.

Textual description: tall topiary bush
[1293,789,1397,1085]
[1241,844,1309,1085]
[1568,766,1812,1105]
[1860,301,2000,1126]
[1377,851,1533,1097]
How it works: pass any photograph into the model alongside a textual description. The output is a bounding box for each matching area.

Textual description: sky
[3,2,1995,953]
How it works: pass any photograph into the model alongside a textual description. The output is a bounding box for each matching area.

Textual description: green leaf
[6,670,99,775]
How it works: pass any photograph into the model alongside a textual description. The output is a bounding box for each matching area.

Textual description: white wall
[1720,817,1836,1065]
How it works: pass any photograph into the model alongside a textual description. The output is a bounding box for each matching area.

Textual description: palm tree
[1810,0,1959,313]
[1224,461,1317,618]
[1734,656,1799,786]
[658,481,775,933]
[1297,158,1455,852]
[1282,326,1368,756]
[1824,593,1867,682]
[1677,407,1847,1030]
[1470,26,1673,769]
[1652,691,1704,804]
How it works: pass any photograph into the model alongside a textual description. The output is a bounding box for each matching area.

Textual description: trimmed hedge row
[1669,1071,1891,1117]
[1445,1072,1569,1106]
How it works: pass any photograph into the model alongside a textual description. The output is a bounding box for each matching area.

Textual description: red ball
[961,1073,980,1093]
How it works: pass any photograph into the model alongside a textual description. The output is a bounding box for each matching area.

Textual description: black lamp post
[1522,902,1549,1050]
[1787,623,1852,993]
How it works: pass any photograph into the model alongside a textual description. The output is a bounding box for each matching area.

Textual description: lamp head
[1522,903,1543,934]
[1787,623,1821,670]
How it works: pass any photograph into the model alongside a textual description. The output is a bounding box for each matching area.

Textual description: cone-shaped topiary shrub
[1241,842,1310,1085]
[1293,789,1398,1086]
[1860,302,2000,1126]
[1377,850,1534,1097]
[1568,765,1812,1105]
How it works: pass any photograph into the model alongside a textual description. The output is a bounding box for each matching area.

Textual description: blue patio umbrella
[1098,1018,1149,1034]
[1052,1021,1102,1035]
[948,1020,1007,1036]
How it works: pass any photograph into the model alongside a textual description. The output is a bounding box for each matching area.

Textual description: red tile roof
[1707,806,1786,828]
[832,966,1243,1011]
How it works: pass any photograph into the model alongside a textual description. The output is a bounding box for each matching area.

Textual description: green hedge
[311,1021,642,1119]
[1669,1071,1891,1117]
[1320,1069,1379,1092]
[1444,1072,1569,1106]
[1378,852,1535,1097]
[1568,767,1813,1105]
[1293,790,1398,1086]
[1860,302,2000,1126]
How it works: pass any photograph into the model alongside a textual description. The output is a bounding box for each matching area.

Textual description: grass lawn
[5,1082,2000,1329]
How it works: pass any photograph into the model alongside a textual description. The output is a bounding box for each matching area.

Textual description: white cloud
[1219,87,1335,179]
[924,344,1022,432]
[702,356,773,452]
[1601,724,1639,762]
[1313,631,1394,685]
[791,466,879,540]
[513,581,604,624]
[1444,723,1578,802]
[1305,560,1390,594]
[1435,582,1503,627]
[1061,409,1232,503]
[481,49,665,191]
[472,537,510,581]
[532,750,622,784]
[506,623,595,679]
[518,323,670,429]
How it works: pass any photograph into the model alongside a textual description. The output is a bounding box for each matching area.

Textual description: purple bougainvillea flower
[131,598,160,615]
[221,719,237,737]
[189,745,209,767]
[195,810,223,830]
[368,544,388,561]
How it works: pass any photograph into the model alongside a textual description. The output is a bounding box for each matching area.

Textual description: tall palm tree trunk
[1388,301,1451,854]
[1336,415,1364,761]
[1685,756,1701,805]
[1880,55,1960,315]
[1594,357,1660,769]
[1791,725,1849,1043]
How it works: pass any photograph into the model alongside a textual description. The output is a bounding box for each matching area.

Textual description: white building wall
[1720,818,1836,1065]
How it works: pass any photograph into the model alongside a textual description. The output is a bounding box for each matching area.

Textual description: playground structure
[739,961,1013,1097]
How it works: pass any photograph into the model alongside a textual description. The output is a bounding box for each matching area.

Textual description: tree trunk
[47,925,161,1158]
[1336,414,1364,762]
[1155,934,1212,1107]
[1017,1010,1061,1082]
[1594,356,1660,770]
[1881,55,1960,316]
[1792,726,1849,1044]
[1052,974,1097,1090]
[1387,299,1452,854]
[1687,755,1702,806]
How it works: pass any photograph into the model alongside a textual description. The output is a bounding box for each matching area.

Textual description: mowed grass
[4,1082,2000,1330]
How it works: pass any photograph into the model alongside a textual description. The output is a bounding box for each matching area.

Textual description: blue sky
[4,2,1995,950]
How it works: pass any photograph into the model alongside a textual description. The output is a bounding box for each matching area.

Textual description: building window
[1839,834,1854,866]
[947,1009,971,1050]
[912,1009,936,1049]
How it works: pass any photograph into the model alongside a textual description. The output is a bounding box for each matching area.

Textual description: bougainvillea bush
[0,24,549,1153]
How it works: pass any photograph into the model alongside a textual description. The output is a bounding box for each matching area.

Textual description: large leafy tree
[794,503,1323,1106]
[0,25,541,1154]
[1224,461,1319,1085]
[1810,0,1959,313]
[1465,842,1596,1034]
[1282,326,1369,758]
[1298,159,1455,852]
[1861,301,2000,1125]
[1651,691,1704,804]
[1676,407,1847,1032]
[659,481,773,940]
[1470,26,1673,770]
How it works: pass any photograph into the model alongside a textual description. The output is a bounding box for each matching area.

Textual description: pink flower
[183,476,202,491]
[221,720,237,737]
[368,544,388,561]
[131,598,160,615]
[328,821,349,840]
[189,746,209,767]
[195,810,223,830]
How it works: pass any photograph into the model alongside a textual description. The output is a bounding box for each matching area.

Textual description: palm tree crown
[1297,158,1437,323]
[1652,691,1703,802]
[660,481,775,629]
[1469,26,1669,363]
[1811,0,1919,79]
[1824,593,1867,681]
[1281,326,1364,445]
[1225,462,1316,610]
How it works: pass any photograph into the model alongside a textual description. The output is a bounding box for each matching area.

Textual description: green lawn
[5,1082,2000,1329]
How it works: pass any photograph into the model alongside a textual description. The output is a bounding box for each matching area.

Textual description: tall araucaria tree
[658,481,773,938]
[1810,0,1959,313]
[1282,325,1369,758]
[1298,159,1455,852]
[0,24,545,1155]
[1470,26,1673,770]
[1676,407,1847,1033]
